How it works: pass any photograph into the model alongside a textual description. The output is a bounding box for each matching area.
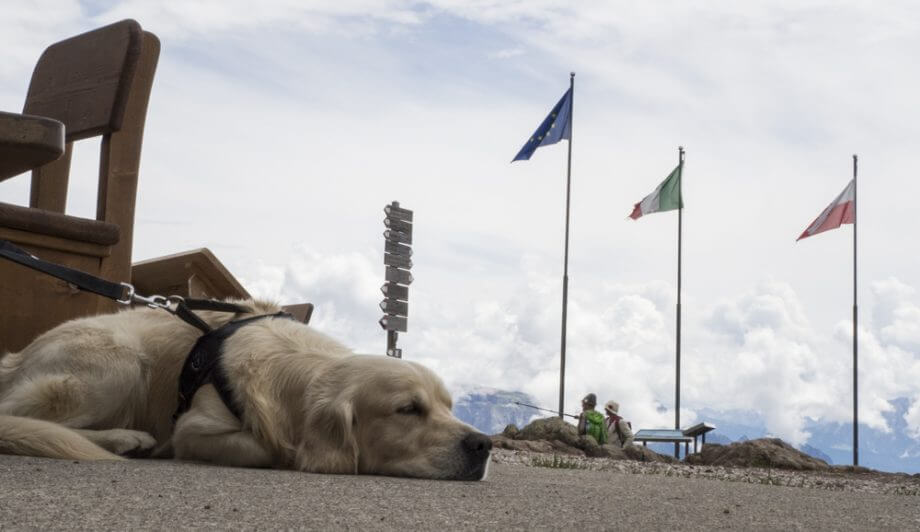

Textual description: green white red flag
[629,165,682,220]
[797,179,855,241]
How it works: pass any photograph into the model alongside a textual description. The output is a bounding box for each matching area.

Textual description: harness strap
[173,301,213,334]
[0,239,128,301]
[174,312,294,422]
[183,298,252,314]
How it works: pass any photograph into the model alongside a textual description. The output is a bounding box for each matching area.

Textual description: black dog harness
[173,311,295,422]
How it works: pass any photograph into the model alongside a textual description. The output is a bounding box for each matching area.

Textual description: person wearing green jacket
[576,393,607,445]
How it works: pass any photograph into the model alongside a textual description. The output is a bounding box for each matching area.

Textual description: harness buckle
[129,291,171,310]
[116,283,176,311]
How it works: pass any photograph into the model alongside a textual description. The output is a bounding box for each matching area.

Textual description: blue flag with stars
[512,88,572,162]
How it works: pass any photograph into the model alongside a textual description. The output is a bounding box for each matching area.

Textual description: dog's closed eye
[396,403,423,416]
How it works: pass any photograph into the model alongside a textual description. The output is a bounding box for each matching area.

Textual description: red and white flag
[797,179,855,241]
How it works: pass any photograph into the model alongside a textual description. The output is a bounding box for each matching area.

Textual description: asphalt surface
[1,454,919,530]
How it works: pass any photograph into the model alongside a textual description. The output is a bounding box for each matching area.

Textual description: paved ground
[1,454,919,530]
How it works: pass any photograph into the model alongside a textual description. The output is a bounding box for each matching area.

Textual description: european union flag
[511,88,572,162]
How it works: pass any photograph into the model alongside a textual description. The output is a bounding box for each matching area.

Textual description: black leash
[1,239,128,301]
[0,239,251,332]
[0,238,303,424]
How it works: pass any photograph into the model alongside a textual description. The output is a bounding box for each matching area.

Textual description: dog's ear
[297,394,359,474]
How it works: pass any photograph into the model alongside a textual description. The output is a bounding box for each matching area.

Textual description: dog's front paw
[92,429,158,457]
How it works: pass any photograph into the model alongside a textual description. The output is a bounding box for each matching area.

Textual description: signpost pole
[381,201,414,358]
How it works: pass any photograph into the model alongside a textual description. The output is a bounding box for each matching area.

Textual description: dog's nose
[461,432,493,459]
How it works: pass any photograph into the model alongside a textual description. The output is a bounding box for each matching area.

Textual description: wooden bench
[0,20,159,353]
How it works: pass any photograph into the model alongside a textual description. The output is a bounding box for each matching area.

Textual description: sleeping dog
[0,300,491,480]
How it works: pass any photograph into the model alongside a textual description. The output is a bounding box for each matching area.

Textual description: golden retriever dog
[0,300,491,480]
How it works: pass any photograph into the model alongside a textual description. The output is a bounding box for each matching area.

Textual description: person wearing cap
[575,393,607,444]
[604,399,634,448]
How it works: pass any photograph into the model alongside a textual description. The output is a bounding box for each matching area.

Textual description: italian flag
[630,165,683,220]
[797,179,855,241]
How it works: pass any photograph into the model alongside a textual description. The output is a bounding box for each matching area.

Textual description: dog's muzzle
[457,432,492,480]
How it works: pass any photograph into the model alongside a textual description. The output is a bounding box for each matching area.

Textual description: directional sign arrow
[385,266,413,285]
[379,298,408,316]
[384,203,414,222]
[380,282,409,301]
[383,229,412,245]
[383,217,412,235]
[384,253,412,269]
[385,240,412,257]
[379,315,408,332]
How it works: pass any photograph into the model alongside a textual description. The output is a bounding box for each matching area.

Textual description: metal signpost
[380,201,413,358]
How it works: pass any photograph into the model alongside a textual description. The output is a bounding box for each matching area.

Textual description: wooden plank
[0,226,111,258]
[282,303,314,324]
[383,217,412,235]
[23,20,142,140]
[0,243,111,353]
[380,282,408,301]
[96,29,160,285]
[384,252,412,269]
[29,142,72,212]
[383,229,412,245]
[379,298,408,316]
[385,240,412,257]
[0,112,65,182]
[131,248,250,300]
[384,203,413,222]
[384,266,413,285]
[379,315,407,332]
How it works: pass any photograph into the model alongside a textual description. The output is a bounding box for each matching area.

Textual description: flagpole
[852,154,859,466]
[674,146,684,457]
[558,71,575,419]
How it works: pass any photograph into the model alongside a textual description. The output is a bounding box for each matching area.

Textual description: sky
[2,0,920,453]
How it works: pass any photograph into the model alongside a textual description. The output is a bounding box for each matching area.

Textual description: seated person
[604,400,634,448]
[576,393,607,444]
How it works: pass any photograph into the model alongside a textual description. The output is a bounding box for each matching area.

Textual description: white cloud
[250,247,920,445]
[488,48,524,59]
[907,399,920,441]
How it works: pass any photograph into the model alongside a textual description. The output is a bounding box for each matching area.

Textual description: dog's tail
[0,415,122,461]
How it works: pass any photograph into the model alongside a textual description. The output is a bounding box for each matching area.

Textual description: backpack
[607,414,632,444]
[584,410,607,445]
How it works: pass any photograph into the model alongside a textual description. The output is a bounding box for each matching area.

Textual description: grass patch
[530,454,587,470]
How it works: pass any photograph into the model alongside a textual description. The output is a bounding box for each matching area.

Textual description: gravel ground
[3,453,920,529]
[492,448,920,496]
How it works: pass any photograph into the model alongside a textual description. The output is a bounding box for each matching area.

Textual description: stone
[685,438,830,471]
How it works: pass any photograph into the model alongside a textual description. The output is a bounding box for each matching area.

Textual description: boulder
[685,438,830,471]
[599,444,628,460]
[518,417,581,447]
[491,435,556,453]
[623,444,679,463]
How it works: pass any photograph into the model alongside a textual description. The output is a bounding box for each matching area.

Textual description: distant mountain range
[452,388,541,435]
[453,389,920,474]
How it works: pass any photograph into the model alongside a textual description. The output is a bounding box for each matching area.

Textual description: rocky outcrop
[685,438,831,471]
[494,420,841,472]
[492,416,677,463]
